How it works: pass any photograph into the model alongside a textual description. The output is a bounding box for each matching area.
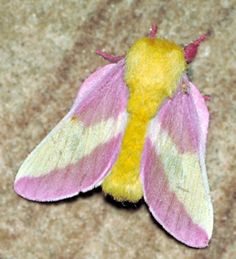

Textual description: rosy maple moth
[14,25,213,248]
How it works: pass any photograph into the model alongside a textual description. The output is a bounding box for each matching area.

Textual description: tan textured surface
[0,1,236,258]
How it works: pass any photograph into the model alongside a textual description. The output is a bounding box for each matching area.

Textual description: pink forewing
[14,59,128,202]
[141,77,213,248]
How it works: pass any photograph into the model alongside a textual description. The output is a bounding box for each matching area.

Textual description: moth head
[125,25,208,97]
[125,25,186,97]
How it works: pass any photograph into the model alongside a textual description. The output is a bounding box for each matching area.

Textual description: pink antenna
[184,34,207,63]
[96,50,124,63]
[149,24,158,38]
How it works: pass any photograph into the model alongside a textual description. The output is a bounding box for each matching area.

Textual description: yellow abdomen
[102,37,186,202]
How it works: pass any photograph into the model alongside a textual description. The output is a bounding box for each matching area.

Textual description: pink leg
[96,50,124,63]
[149,24,158,38]
[203,95,211,102]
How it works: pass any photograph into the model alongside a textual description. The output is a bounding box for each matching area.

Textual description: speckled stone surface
[0,1,236,258]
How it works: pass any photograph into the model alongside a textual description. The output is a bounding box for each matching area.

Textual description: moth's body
[102,38,186,202]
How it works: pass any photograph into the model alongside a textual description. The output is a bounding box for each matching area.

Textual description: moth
[14,25,213,248]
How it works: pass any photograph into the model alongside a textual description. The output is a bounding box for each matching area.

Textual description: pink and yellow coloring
[14,25,213,248]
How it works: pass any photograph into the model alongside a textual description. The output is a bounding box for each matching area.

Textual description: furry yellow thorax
[102,37,186,202]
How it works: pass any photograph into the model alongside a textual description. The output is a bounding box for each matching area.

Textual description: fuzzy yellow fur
[102,37,186,202]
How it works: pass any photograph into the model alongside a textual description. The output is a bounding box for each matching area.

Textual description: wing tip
[183,231,211,248]
[14,178,38,202]
[14,177,45,202]
[146,202,212,248]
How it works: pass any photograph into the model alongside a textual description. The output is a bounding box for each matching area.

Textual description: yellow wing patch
[16,114,127,180]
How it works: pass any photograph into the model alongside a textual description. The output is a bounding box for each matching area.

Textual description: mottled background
[0,0,235,258]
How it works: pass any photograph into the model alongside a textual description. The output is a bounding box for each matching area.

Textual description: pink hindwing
[14,60,128,201]
[141,76,213,248]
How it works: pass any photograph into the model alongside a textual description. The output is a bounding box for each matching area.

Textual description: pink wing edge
[14,59,128,202]
[141,75,213,248]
